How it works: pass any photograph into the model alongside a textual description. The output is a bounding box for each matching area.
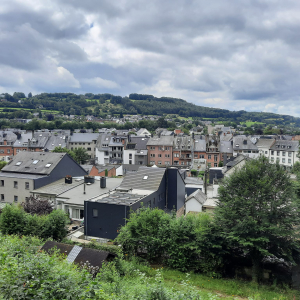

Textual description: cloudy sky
[1,0,300,116]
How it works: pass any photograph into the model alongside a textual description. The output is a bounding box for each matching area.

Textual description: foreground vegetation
[0,234,298,300]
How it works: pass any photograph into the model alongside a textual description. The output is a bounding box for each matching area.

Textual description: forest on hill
[0,92,298,126]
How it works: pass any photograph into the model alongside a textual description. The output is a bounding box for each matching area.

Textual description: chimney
[65,176,72,184]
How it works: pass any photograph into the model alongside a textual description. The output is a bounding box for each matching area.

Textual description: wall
[123,149,136,165]
[147,145,172,166]
[185,198,202,214]
[166,168,185,211]
[89,166,116,177]
[0,176,34,203]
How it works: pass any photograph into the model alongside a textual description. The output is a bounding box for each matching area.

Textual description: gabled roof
[13,132,33,147]
[220,141,233,153]
[1,152,68,175]
[118,167,166,191]
[173,136,193,151]
[255,138,276,149]
[185,189,206,205]
[233,136,258,151]
[127,136,149,150]
[270,140,299,152]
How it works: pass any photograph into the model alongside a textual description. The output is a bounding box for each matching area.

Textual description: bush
[0,204,69,241]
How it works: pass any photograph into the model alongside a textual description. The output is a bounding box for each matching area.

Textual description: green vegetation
[52,146,89,164]
[0,234,297,299]
[241,121,265,127]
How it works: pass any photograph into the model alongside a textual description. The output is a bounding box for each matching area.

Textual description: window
[72,209,80,219]
[208,155,211,159]
[14,181,18,189]
[288,152,292,157]
[129,160,132,164]
[277,151,280,156]
[288,159,291,164]
[181,161,184,165]
[159,147,163,150]
[143,176,148,180]
[194,155,198,158]
[271,151,274,155]
[0,150,4,154]
[271,157,274,162]
[208,163,211,168]
[165,161,170,165]
[0,194,4,201]
[16,161,22,166]
[45,163,52,168]
[166,147,170,150]
[87,147,91,151]
[93,209,98,217]
[214,163,218,167]
[158,154,161,157]
[129,154,132,159]
[14,196,18,203]
[150,154,155,157]
[25,182,29,190]
[200,155,204,159]
[265,151,268,154]
[0,180,3,187]
[150,161,155,165]
[282,158,285,163]
[158,161,162,165]
[214,155,218,161]
[282,151,286,156]
[7,149,10,153]
[80,210,84,219]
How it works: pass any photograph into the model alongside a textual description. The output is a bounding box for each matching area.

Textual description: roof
[270,140,299,152]
[194,138,206,151]
[256,138,276,149]
[203,198,218,208]
[173,136,193,151]
[96,134,111,150]
[136,128,151,136]
[185,189,206,205]
[118,167,166,191]
[233,136,258,151]
[0,173,45,179]
[220,141,233,153]
[13,132,32,147]
[127,136,149,150]
[147,136,174,146]
[29,132,51,148]
[1,152,67,175]
[224,154,250,173]
[41,241,115,273]
[0,131,17,143]
[185,177,203,185]
[69,133,100,143]
[44,135,67,151]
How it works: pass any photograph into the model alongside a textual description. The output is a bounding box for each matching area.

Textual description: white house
[185,189,207,214]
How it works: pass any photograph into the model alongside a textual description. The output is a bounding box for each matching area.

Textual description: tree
[21,196,53,215]
[73,147,89,164]
[28,92,32,98]
[215,156,300,283]
[52,146,76,160]
[0,161,7,170]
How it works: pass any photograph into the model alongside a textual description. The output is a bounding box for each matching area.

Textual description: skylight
[32,160,39,164]
[45,163,52,168]
[143,176,148,180]
[16,161,22,166]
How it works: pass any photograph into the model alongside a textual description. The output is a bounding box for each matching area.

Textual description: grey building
[84,167,186,240]
[68,133,100,159]
[0,152,87,204]
[124,136,149,166]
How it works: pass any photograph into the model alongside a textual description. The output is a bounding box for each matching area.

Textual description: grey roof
[80,164,93,173]
[96,134,111,150]
[109,136,125,146]
[255,138,275,149]
[220,133,233,141]
[270,140,299,152]
[0,131,17,143]
[123,164,140,173]
[1,152,67,175]
[44,135,67,151]
[29,132,51,148]
[147,136,174,146]
[69,133,100,143]
[185,189,206,205]
[127,136,149,150]
[96,191,147,206]
[61,178,123,205]
[160,130,174,136]
[220,141,233,153]
[13,132,33,147]
[224,154,250,172]
[0,172,45,179]
[119,167,166,191]
[136,128,151,136]
[185,177,203,185]
[95,165,116,173]
[194,138,206,151]
[173,136,193,151]
[233,136,258,151]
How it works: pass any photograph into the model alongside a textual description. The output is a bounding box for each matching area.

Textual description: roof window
[45,163,52,168]
[32,160,39,164]
[16,161,22,166]
[143,176,148,180]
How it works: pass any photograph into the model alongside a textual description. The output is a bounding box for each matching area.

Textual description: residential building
[0,131,17,159]
[68,133,100,159]
[147,136,173,166]
[0,152,87,204]
[136,128,151,137]
[256,138,276,160]
[172,136,193,167]
[206,135,221,168]
[185,189,207,214]
[124,136,149,166]
[84,167,185,239]
[192,136,206,171]
[232,136,259,158]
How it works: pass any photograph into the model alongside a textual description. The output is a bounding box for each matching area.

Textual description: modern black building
[84,167,185,240]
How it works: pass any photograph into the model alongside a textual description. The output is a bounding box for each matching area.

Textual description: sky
[1,0,300,116]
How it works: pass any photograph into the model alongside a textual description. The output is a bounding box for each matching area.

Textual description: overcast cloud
[1,0,300,115]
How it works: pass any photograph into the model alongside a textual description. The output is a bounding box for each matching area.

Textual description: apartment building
[123,136,149,165]
[173,136,193,167]
[0,131,17,160]
[147,136,173,166]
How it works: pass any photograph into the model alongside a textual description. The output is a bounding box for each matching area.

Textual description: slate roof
[220,141,233,153]
[256,138,276,149]
[147,136,174,146]
[96,134,111,150]
[185,189,206,205]
[173,136,193,151]
[29,132,51,148]
[233,136,258,151]
[1,152,67,175]
[13,132,33,147]
[44,135,67,151]
[118,167,165,191]
[127,136,149,150]
[69,133,100,143]
[270,140,299,152]
[194,137,206,152]
[0,131,17,144]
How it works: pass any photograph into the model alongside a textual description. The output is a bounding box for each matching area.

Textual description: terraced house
[147,136,173,166]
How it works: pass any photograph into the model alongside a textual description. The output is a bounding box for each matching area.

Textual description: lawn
[241,121,265,127]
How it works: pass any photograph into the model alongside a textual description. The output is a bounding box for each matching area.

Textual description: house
[123,136,149,166]
[84,167,185,240]
[193,136,207,171]
[232,136,259,158]
[223,155,250,177]
[68,133,100,159]
[269,140,299,168]
[0,152,87,204]
[185,177,204,196]
[185,189,207,214]
[0,131,17,158]
[32,176,122,221]
[220,140,233,165]
[172,136,193,167]
[206,135,221,167]
[89,165,117,177]
[147,136,173,166]
[13,132,34,155]
[136,128,151,137]
[256,138,276,159]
